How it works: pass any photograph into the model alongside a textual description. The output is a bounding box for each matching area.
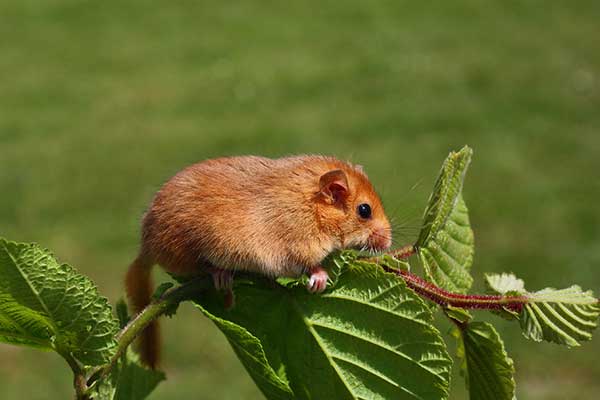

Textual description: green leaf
[416,146,475,293]
[151,282,174,301]
[483,273,524,320]
[115,299,130,329]
[453,322,515,400]
[0,238,118,366]
[95,349,165,400]
[197,254,452,400]
[486,273,600,346]
[485,273,525,296]
[523,287,600,346]
[197,303,295,400]
[444,306,473,324]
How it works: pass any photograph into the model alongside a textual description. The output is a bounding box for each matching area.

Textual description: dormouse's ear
[319,169,349,205]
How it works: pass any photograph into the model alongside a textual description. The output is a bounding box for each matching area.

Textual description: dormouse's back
[153,155,376,215]
[169,155,360,196]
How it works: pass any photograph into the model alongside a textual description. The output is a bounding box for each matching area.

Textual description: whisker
[368,232,411,250]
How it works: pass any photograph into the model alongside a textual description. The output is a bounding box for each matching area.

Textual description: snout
[367,226,392,251]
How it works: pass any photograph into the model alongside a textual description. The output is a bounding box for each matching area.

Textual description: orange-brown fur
[126,155,391,368]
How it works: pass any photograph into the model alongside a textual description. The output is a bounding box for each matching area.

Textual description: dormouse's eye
[357,203,372,219]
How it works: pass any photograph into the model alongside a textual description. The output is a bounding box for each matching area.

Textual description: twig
[393,269,526,313]
[364,244,416,263]
[388,244,416,260]
[88,277,211,388]
[60,350,90,400]
[366,246,527,313]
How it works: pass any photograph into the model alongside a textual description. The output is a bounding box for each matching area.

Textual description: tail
[125,252,160,369]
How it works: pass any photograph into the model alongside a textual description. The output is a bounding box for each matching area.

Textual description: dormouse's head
[315,164,392,252]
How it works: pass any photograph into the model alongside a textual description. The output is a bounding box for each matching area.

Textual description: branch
[393,269,526,313]
[60,349,90,400]
[89,277,212,387]
[377,246,600,311]
[369,246,527,313]
[387,244,417,260]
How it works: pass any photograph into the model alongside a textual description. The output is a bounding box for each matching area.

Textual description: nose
[368,226,392,251]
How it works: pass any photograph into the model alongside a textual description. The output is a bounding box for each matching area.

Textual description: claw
[210,268,234,291]
[208,267,235,308]
[307,266,329,294]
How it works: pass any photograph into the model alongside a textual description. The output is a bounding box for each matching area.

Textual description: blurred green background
[1,0,599,398]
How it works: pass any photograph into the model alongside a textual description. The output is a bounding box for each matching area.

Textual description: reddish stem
[394,269,526,313]
[371,247,600,312]
[369,246,527,313]
[388,245,416,260]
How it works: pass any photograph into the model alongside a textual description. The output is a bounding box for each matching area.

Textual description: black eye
[357,203,372,219]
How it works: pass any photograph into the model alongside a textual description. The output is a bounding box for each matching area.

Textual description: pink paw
[307,267,329,294]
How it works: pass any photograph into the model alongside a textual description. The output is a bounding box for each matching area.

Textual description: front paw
[306,266,329,293]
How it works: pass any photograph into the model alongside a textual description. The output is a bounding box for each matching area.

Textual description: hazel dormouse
[125,155,392,367]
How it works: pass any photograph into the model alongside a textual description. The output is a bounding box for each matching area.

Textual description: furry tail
[125,252,160,369]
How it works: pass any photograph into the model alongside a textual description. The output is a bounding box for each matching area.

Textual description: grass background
[1,0,599,398]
